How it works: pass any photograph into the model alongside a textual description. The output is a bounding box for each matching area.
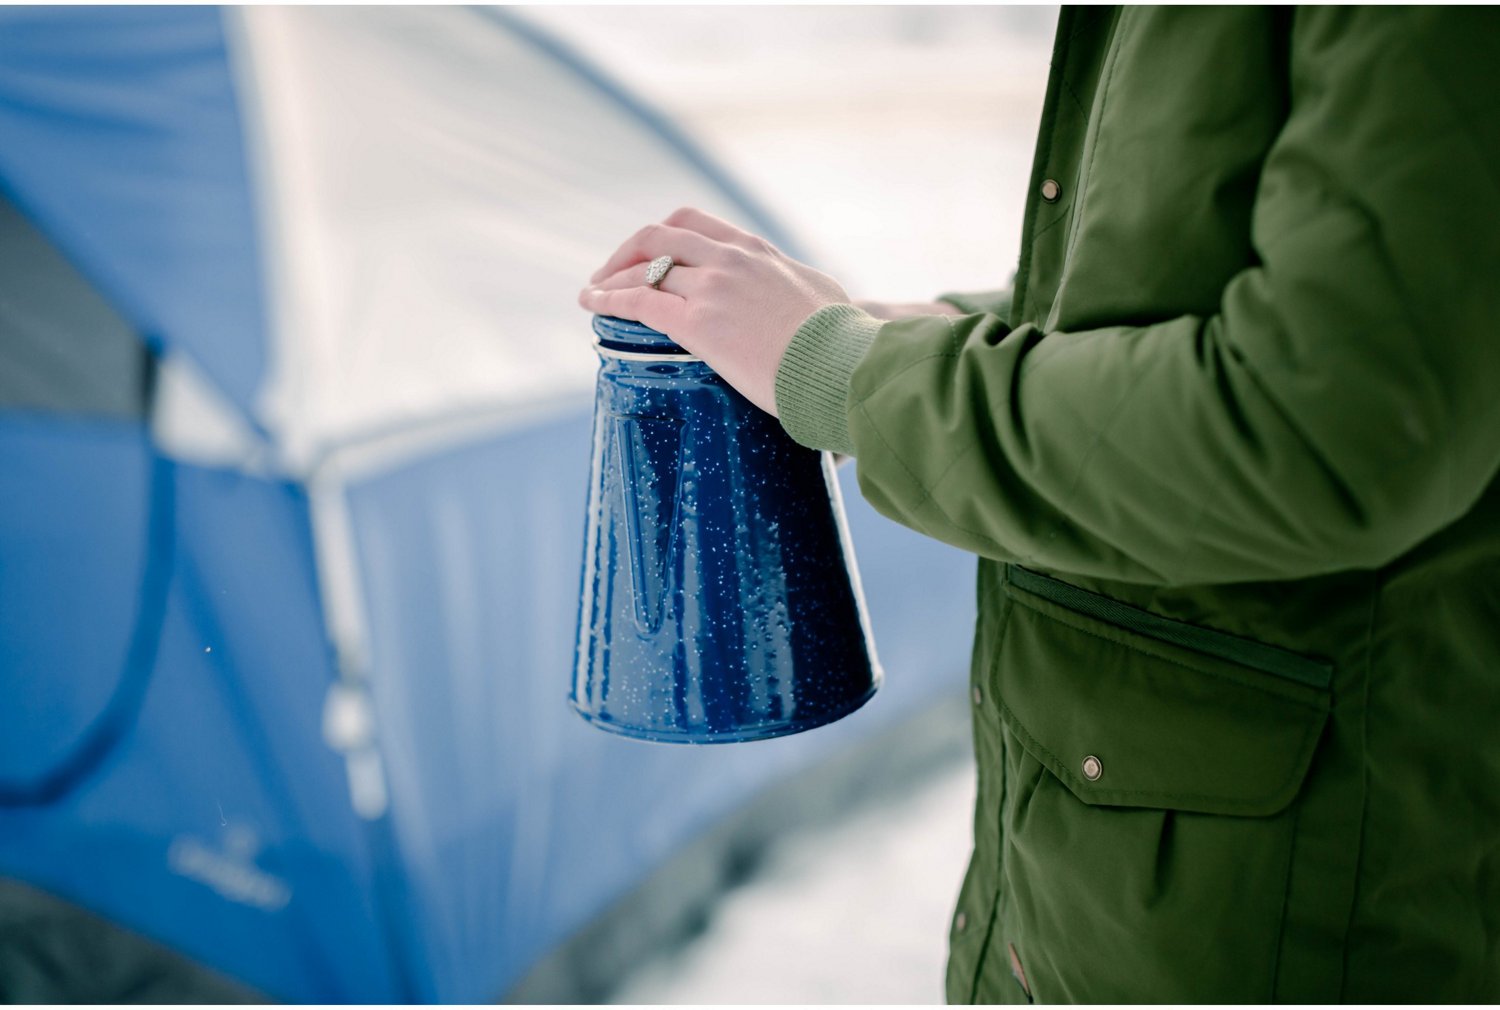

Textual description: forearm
[778,284,1496,586]
[777,9,1500,586]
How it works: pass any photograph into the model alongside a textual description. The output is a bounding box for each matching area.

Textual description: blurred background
[0,5,1054,1004]
[528,6,1055,301]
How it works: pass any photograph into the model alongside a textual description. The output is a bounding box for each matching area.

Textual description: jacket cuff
[775,303,884,456]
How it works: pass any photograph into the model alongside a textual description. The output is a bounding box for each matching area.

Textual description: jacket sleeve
[773,9,1500,586]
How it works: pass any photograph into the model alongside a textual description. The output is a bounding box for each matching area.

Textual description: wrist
[774,303,884,456]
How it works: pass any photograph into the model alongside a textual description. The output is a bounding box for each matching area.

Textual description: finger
[666,207,778,254]
[577,284,686,335]
[591,262,705,297]
[589,224,725,284]
[662,206,747,244]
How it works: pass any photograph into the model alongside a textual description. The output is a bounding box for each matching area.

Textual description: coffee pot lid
[592,315,687,354]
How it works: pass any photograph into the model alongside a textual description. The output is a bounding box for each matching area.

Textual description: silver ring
[645,255,674,289]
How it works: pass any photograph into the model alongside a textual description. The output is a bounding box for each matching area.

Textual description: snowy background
[520,7,1057,1003]
[523,6,1056,300]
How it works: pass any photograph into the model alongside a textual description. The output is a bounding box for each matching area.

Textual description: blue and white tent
[0,7,974,1001]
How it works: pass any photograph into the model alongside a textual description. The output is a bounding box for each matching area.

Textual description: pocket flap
[996,566,1332,817]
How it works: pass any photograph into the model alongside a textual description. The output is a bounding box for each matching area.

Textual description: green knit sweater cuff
[774,303,883,456]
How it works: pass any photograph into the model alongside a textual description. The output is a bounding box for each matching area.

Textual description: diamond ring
[644,255,674,289]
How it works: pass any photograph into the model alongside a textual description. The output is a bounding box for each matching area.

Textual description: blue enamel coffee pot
[572,315,880,743]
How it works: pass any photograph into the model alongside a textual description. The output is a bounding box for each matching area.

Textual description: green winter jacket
[774,7,1500,1003]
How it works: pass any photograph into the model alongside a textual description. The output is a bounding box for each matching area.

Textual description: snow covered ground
[611,760,978,1005]
[516,8,1057,1004]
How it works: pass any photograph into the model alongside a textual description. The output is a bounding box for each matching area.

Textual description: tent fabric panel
[0,7,266,417]
[0,461,398,1002]
[235,6,802,468]
[0,420,157,795]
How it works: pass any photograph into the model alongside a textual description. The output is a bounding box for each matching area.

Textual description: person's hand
[578,207,851,417]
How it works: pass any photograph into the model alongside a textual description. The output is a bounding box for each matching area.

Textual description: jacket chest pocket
[986,566,1331,1003]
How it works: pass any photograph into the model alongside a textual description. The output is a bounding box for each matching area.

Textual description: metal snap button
[1081,754,1103,781]
[955,911,968,933]
[972,685,983,707]
[1040,178,1062,203]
